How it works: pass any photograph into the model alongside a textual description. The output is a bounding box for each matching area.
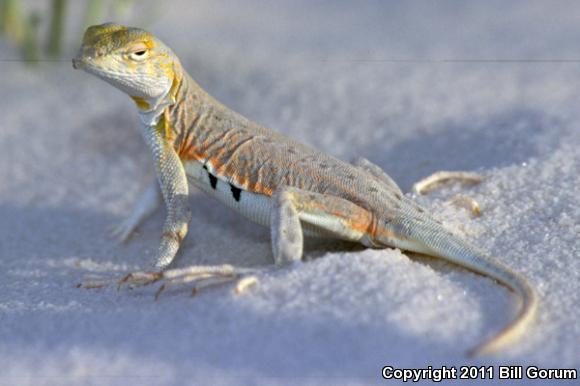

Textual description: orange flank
[176,127,207,163]
[209,156,275,197]
[238,179,274,196]
[329,205,375,236]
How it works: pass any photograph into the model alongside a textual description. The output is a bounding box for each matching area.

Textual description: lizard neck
[164,69,246,154]
[132,60,189,128]
[135,63,254,165]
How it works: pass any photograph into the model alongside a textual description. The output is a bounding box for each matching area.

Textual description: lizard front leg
[80,127,189,289]
[116,124,191,288]
[110,179,162,243]
[146,129,191,270]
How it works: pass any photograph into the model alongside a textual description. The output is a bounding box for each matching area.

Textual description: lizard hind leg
[351,156,403,195]
[412,171,485,216]
[271,186,376,265]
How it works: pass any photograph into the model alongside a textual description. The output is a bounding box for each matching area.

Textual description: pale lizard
[72,23,537,357]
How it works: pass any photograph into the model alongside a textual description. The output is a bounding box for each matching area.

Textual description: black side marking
[203,165,217,189]
[229,183,242,202]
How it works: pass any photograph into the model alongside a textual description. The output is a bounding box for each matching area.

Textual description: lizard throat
[134,71,181,127]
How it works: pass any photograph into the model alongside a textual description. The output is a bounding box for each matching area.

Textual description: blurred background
[0,0,161,62]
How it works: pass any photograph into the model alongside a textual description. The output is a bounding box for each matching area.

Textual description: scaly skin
[73,23,537,356]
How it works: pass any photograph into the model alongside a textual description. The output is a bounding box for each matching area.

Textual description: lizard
[72,23,537,357]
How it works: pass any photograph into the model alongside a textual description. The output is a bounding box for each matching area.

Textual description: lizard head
[73,23,180,107]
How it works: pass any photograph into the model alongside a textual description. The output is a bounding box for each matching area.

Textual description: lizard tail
[424,233,538,357]
[465,265,537,357]
[375,219,538,356]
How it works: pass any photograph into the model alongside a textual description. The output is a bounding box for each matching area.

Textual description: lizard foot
[413,171,484,215]
[450,194,482,217]
[412,171,485,195]
[76,274,113,289]
[118,265,260,299]
[117,271,163,290]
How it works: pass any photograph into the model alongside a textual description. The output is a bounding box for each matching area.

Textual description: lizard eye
[129,49,149,61]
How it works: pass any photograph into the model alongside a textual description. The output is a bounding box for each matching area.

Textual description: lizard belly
[184,160,272,227]
[183,160,336,239]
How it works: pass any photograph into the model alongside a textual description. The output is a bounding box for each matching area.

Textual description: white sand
[0,1,578,385]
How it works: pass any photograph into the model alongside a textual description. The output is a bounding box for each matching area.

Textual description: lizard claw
[79,266,260,299]
[76,277,112,289]
[117,271,162,290]
[147,265,261,299]
[154,284,167,300]
[450,194,482,216]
